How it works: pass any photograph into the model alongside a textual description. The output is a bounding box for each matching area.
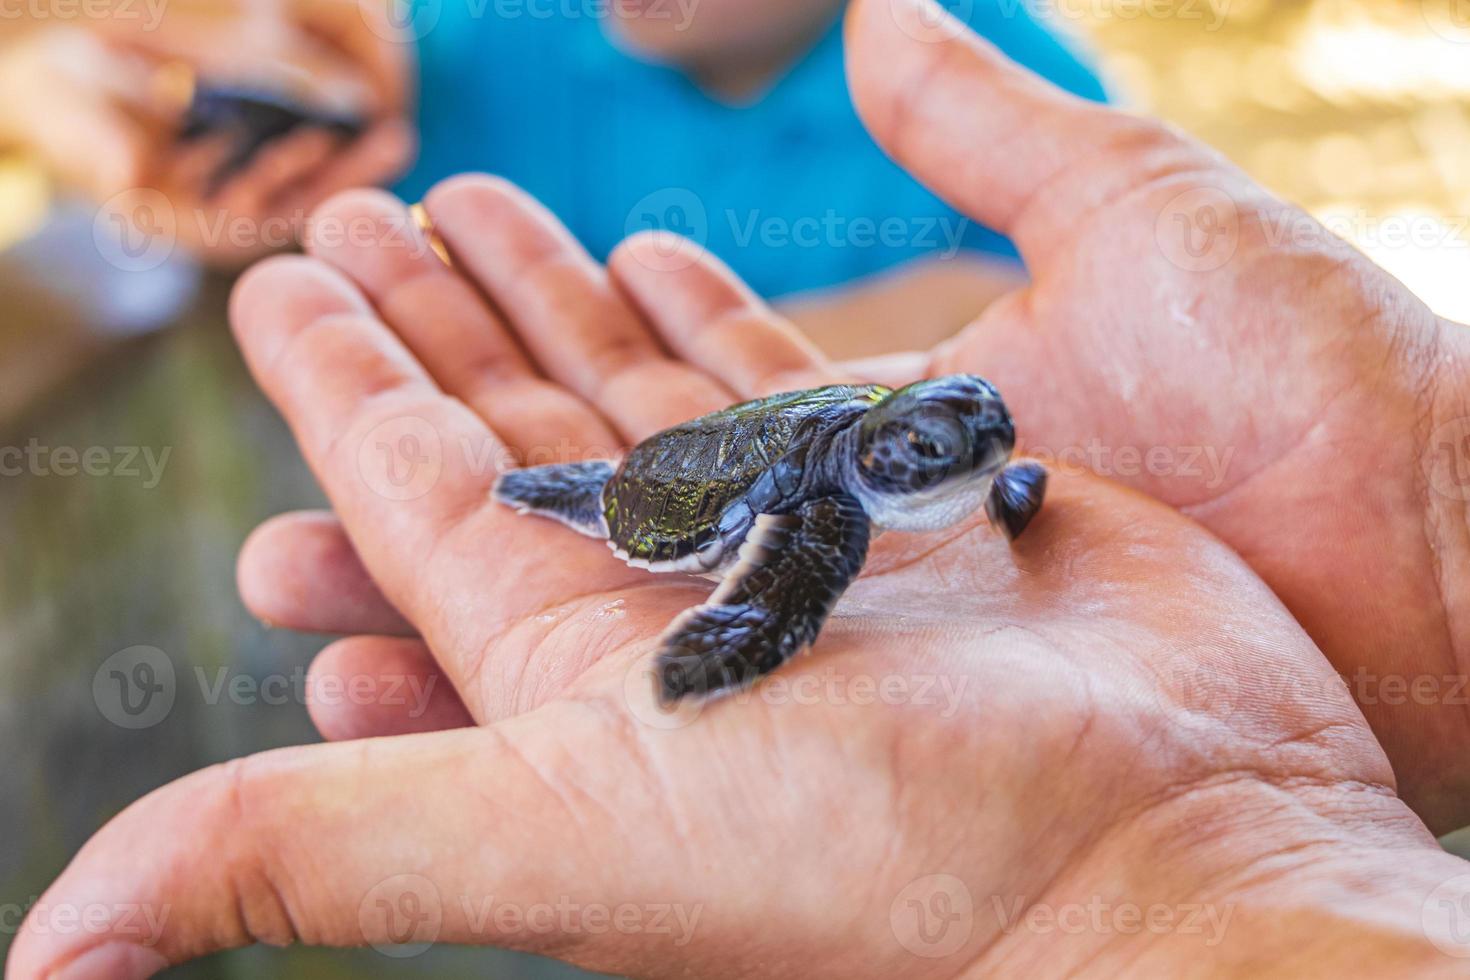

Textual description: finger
[8,715,680,979]
[230,255,517,703]
[307,635,469,739]
[278,118,415,212]
[305,188,621,462]
[162,132,236,195]
[210,127,336,213]
[3,77,148,200]
[0,32,159,196]
[423,175,735,441]
[609,231,842,397]
[230,257,653,720]
[291,0,414,112]
[238,510,414,636]
[840,351,935,389]
[845,0,1227,262]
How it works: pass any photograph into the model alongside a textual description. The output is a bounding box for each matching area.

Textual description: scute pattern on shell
[604,385,889,565]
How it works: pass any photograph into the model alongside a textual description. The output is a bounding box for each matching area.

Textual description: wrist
[968,775,1470,978]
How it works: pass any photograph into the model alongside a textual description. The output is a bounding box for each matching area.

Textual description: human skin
[13,2,1470,976]
[609,0,1019,350]
[606,0,844,97]
[0,0,412,266]
[241,0,1470,832]
[18,0,1470,962]
[12,166,1470,977]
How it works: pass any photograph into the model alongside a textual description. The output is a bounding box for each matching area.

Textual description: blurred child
[405,0,1108,352]
[0,0,1108,354]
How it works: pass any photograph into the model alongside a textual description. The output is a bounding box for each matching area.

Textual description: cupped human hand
[0,0,412,266]
[829,0,1470,832]
[12,174,1470,980]
[229,0,1470,832]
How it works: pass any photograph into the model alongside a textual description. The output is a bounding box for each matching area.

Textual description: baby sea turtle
[179,83,365,194]
[493,375,1046,703]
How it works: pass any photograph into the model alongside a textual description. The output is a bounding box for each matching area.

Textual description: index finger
[228,256,622,717]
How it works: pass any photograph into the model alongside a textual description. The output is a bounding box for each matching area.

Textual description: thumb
[0,33,152,201]
[6,711,686,979]
[844,0,1231,263]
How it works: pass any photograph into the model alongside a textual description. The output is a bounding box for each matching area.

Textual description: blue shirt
[402,3,1107,298]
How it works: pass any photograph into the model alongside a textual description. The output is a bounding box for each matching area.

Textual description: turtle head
[847,375,1015,531]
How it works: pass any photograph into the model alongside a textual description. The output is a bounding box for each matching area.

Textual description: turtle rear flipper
[655,495,871,703]
[493,461,615,537]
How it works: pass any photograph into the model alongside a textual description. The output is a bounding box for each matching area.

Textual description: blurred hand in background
[0,0,413,266]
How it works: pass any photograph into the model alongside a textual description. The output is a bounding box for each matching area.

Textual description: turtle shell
[605,384,889,568]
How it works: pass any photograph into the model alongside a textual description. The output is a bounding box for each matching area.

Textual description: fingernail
[50,943,169,980]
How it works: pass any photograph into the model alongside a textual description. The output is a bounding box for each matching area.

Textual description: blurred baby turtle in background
[495,376,1047,703]
[166,65,365,194]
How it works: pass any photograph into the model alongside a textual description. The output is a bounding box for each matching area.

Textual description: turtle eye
[906,428,946,459]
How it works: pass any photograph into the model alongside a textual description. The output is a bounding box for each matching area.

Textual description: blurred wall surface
[1075,0,1470,323]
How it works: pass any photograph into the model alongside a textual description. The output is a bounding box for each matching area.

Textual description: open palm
[836,0,1470,832]
[15,169,1470,980]
[829,0,1470,834]
[16,3,1470,976]
[234,0,1470,832]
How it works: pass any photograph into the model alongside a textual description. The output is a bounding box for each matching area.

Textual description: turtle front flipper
[493,461,615,537]
[655,495,871,703]
[986,460,1047,542]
